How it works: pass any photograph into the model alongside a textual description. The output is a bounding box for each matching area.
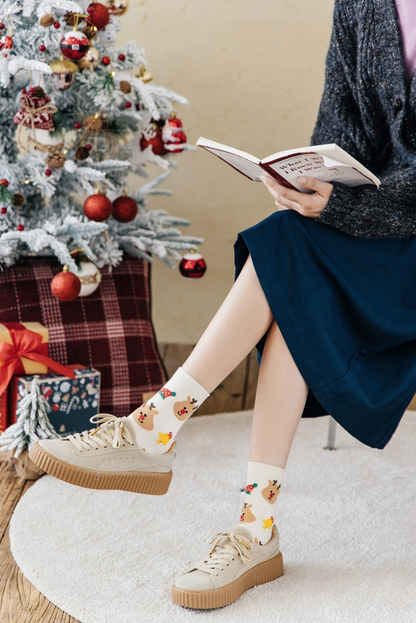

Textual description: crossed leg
[182,255,308,468]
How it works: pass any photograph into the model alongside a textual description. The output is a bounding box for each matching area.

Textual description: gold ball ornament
[49,59,78,90]
[78,47,100,71]
[107,0,129,16]
[77,259,102,297]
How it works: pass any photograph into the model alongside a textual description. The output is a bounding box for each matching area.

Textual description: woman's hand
[260,175,333,218]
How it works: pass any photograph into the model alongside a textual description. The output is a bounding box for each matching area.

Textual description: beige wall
[119,0,335,344]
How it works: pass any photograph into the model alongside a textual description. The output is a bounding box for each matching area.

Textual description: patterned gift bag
[0,257,167,418]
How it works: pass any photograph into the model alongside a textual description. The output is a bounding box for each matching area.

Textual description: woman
[29,0,416,610]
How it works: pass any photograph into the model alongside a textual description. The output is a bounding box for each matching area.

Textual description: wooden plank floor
[0,344,259,623]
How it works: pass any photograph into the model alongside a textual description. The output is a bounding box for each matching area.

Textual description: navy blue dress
[234,210,416,449]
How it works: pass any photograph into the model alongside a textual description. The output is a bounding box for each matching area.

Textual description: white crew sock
[238,461,285,545]
[128,367,210,454]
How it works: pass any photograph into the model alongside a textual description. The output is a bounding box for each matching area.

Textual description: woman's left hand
[261,175,333,218]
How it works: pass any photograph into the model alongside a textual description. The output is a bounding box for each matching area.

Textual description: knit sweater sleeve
[311,0,416,238]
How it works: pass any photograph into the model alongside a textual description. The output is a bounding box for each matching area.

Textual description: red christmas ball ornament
[0,179,9,186]
[54,21,61,29]
[101,55,111,66]
[112,195,138,222]
[162,115,187,153]
[140,127,167,156]
[0,23,4,30]
[86,2,110,30]
[118,53,125,61]
[51,265,81,302]
[124,101,132,109]
[16,224,24,231]
[179,251,207,279]
[83,193,113,221]
[39,44,46,52]
[60,30,89,60]
[21,88,26,94]
[74,121,82,129]
[85,144,92,150]
[0,207,7,214]
[45,168,52,176]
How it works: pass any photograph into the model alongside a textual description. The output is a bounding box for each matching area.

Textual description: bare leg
[182,255,273,393]
[249,320,308,468]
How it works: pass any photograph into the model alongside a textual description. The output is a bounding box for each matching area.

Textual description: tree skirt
[9,411,416,623]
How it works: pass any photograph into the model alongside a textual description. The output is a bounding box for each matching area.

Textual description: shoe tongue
[230,525,253,542]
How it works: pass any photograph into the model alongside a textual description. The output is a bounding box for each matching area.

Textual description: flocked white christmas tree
[0,379,59,458]
[0,0,202,285]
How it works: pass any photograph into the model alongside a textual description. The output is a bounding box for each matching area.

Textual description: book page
[267,153,375,192]
[200,146,266,181]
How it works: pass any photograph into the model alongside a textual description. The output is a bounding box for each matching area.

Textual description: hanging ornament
[98,20,118,44]
[49,59,78,90]
[162,113,187,153]
[136,65,153,83]
[83,193,113,221]
[77,259,102,297]
[51,266,81,302]
[86,3,110,30]
[78,46,100,70]
[140,120,167,156]
[13,88,56,131]
[107,0,129,16]
[112,195,138,222]
[179,250,207,279]
[60,30,89,60]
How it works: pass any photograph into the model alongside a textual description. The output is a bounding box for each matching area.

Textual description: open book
[196,137,380,193]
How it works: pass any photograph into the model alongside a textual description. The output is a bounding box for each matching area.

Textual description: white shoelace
[66,414,134,451]
[194,531,252,576]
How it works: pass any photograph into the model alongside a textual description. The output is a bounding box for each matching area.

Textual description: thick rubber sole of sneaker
[28,443,172,496]
[171,551,283,609]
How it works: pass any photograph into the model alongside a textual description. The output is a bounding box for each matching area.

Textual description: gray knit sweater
[311,0,416,238]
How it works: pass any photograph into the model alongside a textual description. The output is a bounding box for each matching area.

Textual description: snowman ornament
[98,19,118,44]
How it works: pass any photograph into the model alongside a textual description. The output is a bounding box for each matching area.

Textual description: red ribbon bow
[0,323,75,395]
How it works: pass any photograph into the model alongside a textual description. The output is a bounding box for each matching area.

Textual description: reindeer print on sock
[261,479,281,504]
[131,402,159,431]
[240,503,256,523]
[173,396,199,421]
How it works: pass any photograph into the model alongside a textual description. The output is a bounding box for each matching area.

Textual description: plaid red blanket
[0,257,167,417]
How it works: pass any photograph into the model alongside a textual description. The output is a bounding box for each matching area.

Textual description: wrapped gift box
[0,321,49,376]
[10,365,101,435]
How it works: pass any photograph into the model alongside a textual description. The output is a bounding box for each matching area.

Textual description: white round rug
[10,411,416,623]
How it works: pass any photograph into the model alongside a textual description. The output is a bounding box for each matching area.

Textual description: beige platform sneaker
[28,414,176,495]
[171,524,283,609]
